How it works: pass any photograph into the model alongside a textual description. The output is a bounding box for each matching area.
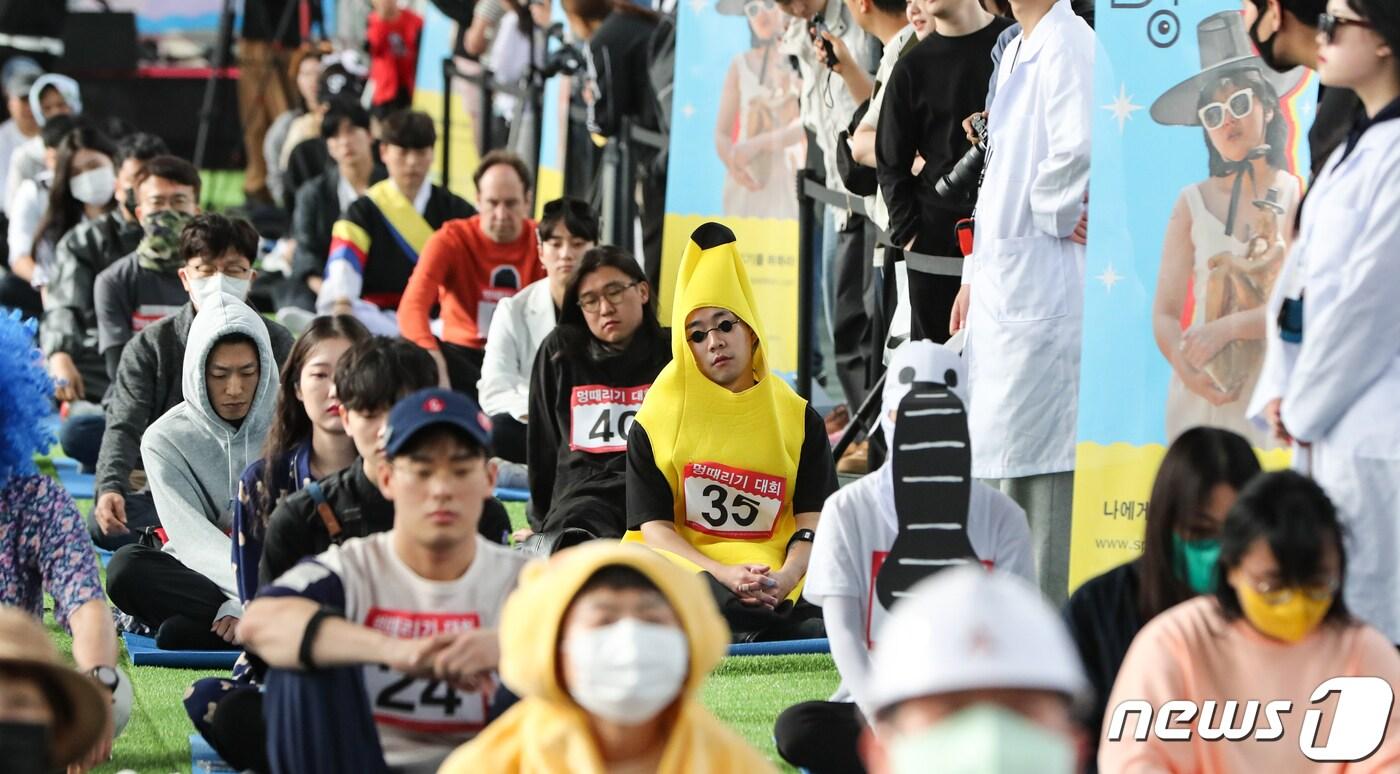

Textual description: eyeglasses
[1197,88,1255,131]
[744,0,775,17]
[1243,573,1340,605]
[578,280,639,312]
[1318,12,1373,44]
[687,318,742,344]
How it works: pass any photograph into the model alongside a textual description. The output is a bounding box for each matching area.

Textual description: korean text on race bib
[570,384,649,453]
[363,609,488,733]
[682,461,786,539]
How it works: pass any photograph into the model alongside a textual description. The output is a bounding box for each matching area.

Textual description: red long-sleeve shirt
[399,215,542,351]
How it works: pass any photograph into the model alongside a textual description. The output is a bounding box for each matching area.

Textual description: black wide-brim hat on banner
[1150,11,1308,126]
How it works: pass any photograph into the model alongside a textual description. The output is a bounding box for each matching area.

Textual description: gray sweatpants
[981,471,1075,607]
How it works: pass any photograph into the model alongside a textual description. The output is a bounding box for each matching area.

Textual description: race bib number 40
[362,609,488,733]
[569,384,649,453]
[682,461,786,539]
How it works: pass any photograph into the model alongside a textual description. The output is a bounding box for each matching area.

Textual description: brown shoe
[837,440,869,475]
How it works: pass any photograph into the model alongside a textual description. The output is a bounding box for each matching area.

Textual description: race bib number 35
[682,461,786,539]
[363,609,488,733]
[569,384,649,453]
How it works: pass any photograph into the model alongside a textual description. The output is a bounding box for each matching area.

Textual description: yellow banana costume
[626,222,810,596]
[437,543,776,774]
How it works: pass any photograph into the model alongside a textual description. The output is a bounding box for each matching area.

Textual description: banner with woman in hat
[1068,5,1315,590]
[659,0,805,378]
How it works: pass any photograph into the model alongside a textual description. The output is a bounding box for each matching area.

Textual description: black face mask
[0,721,50,774]
[1248,0,1288,73]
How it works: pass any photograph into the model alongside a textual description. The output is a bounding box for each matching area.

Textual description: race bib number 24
[362,609,488,733]
[683,461,786,539]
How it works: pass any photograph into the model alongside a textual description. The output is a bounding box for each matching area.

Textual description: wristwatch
[786,528,816,553]
[89,665,120,694]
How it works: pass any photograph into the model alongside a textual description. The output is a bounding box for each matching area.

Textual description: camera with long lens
[934,114,988,203]
[539,23,584,78]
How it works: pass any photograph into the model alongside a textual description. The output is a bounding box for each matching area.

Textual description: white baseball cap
[868,566,1088,717]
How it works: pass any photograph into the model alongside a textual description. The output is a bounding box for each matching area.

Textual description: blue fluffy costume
[0,310,56,481]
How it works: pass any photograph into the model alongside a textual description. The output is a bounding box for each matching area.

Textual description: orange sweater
[399,216,542,350]
[1100,596,1400,773]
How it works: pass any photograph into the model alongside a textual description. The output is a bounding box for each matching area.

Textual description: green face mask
[1172,533,1221,594]
[890,704,1075,774]
[136,208,194,272]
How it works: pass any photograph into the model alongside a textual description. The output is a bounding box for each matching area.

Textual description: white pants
[1311,445,1400,644]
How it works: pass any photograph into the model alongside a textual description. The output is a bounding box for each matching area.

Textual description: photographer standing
[876,0,1010,342]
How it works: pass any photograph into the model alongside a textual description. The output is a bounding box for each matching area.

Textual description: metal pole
[479,67,495,158]
[618,118,635,253]
[193,0,236,171]
[796,170,815,401]
[441,58,453,191]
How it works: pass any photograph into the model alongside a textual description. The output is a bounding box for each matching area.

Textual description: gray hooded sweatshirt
[140,293,279,620]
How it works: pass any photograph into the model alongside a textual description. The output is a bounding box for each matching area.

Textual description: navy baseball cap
[383,388,493,458]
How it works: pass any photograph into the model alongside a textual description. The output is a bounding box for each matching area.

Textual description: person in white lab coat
[476,197,598,465]
[949,0,1093,606]
[1248,0,1400,644]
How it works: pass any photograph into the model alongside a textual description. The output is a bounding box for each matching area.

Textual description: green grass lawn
[57,498,837,772]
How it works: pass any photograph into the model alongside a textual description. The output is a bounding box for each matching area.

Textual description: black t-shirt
[1063,559,1146,773]
[625,404,838,531]
[527,323,672,537]
[877,16,1013,255]
[242,0,314,46]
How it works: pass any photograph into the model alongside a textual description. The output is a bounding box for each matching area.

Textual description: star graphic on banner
[681,102,697,120]
[1301,98,1316,119]
[1102,83,1144,134]
[1097,264,1122,292]
[688,0,708,14]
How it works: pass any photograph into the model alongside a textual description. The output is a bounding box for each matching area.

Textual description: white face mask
[69,164,116,206]
[188,272,251,307]
[564,618,688,725]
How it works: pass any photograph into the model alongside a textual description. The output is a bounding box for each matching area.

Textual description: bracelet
[786,528,816,555]
[298,608,338,671]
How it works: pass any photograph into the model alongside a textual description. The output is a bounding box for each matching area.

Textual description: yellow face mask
[1235,583,1333,643]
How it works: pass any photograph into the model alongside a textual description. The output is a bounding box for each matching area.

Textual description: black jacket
[95,304,295,497]
[259,457,512,587]
[41,212,142,399]
[290,165,388,294]
[527,322,671,537]
[1064,560,1145,773]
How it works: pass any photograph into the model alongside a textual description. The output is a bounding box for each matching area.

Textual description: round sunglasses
[687,318,743,344]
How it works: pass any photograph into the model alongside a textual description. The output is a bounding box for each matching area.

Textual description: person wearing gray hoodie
[106,292,279,651]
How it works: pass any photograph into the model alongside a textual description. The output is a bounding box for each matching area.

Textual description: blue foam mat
[190,732,234,772]
[122,632,241,669]
[727,637,830,657]
[494,486,529,502]
[56,467,95,500]
[94,547,113,567]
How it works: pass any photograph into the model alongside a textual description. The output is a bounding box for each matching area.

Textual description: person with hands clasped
[626,223,837,642]
[240,388,528,774]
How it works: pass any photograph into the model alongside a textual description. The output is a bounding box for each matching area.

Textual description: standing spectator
[479,197,599,464]
[1250,0,1400,646]
[878,0,1010,342]
[1065,427,1260,771]
[0,60,40,205]
[952,0,1093,606]
[0,311,125,771]
[773,339,1035,774]
[106,293,280,651]
[286,101,386,312]
[859,568,1089,773]
[240,388,527,773]
[91,215,294,551]
[318,110,476,336]
[778,0,879,417]
[438,543,778,774]
[367,0,424,119]
[1100,472,1400,771]
[232,315,370,604]
[526,246,671,550]
[42,132,168,469]
[399,150,543,397]
[92,155,202,379]
[6,115,80,292]
[238,0,312,204]
[1243,0,1362,178]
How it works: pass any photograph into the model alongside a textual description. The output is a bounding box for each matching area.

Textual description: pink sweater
[1100,596,1400,773]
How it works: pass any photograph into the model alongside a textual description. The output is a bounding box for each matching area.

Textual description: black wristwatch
[786,529,816,553]
[89,665,120,694]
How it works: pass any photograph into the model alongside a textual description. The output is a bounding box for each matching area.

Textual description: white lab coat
[1247,118,1400,644]
[477,278,558,420]
[963,0,1093,479]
